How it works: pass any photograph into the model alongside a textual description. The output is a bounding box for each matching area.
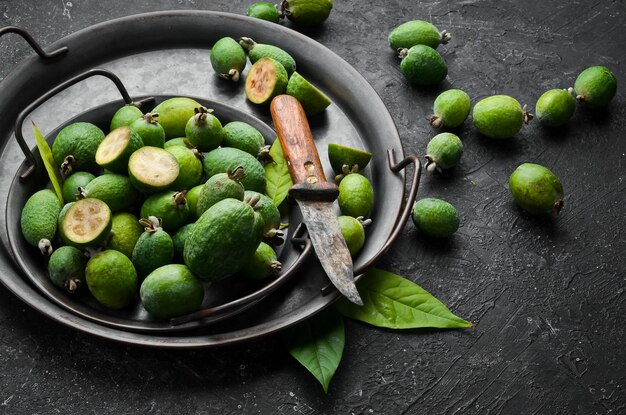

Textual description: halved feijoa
[286,72,331,116]
[327,143,372,174]
[128,146,180,193]
[59,198,112,248]
[95,126,144,173]
[245,57,288,105]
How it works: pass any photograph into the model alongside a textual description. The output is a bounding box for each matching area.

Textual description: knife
[270,95,363,306]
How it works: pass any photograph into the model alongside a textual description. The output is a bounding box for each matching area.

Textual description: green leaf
[337,268,473,329]
[283,307,345,393]
[33,122,64,204]
[264,140,292,207]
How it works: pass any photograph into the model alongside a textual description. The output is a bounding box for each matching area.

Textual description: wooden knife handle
[270,95,338,201]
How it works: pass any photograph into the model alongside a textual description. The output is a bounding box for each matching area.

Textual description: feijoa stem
[193,106,213,123]
[270,260,282,274]
[228,69,240,82]
[143,112,159,124]
[227,165,247,182]
[397,48,409,59]
[173,190,187,208]
[440,30,452,44]
[60,155,75,176]
[139,216,162,233]
[239,37,257,52]
[522,104,534,124]
[257,145,272,163]
[246,193,262,209]
[356,216,372,228]
[65,278,81,294]
[264,228,285,245]
[553,200,564,215]
[38,238,52,256]
[278,0,289,18]
[424,155,440,173]
[430,114,443,129]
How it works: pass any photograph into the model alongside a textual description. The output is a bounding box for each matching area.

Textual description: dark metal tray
[0,11,419,348]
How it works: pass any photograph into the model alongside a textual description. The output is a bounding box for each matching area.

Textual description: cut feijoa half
[59,198,112,248]
[128,146,180,193]
[95,126,144,174]
[245,57,288,105]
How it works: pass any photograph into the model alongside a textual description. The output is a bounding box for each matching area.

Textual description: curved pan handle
[170,223,314,326]
[321,149,422,295]
[0,26,68,60]
[15,68,155,181]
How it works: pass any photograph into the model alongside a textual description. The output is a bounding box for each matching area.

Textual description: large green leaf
[283,307,344,393]
[264,140,292,207]
[33,122,64,204]
[337,268,472,329]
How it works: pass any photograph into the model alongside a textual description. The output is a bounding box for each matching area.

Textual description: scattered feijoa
[280,0,333,26]
[430,89,471,129]
[48,246,86,293]
[51,122,105,174]
[338,215,370,256]
[185,106,223,152]
[140,191,190,233]
[95,126,144,174]
[20,189,62,249]
[62,171,95,203]
[59,198,112,248]
[108,212,143,258]
[473,95,532,139]
[210,37,247,82]
[412,198,459,238]
[129,113,166,148]
[222,121,266,157]
[574,66,617,109]
[286,72,332,116]
[247,2,281,23]
[338,173,374,218]
[86,250,138,310]
[240,37,296,76]
[535,88,576,127]
[327,143,372,174]
[140,264,204,319]
[425,133,464,173]
[165,144,203,190]
[203,146,266,193]
[398,45,447,86]
[245,57,288,105]
[240,242,281,280]
[388,20,451,50]
[152,97,202,139]
[132,216,174,278]
[128,146,180,193]
[196,167,246,217]
[110,104,143,131]
[82,173,141,213]
[509,163,564,216]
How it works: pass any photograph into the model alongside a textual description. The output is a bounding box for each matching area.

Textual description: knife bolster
[289,181,339,201]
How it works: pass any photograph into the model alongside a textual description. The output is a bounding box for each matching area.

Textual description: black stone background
[0,1,624,414]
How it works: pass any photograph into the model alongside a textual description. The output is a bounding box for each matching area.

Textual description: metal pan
[0,11,420,347]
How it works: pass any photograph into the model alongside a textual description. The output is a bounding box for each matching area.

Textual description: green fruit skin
[196,173,245,217]
[400,45,448,86]
[473,95,524,139]
[185,112,224,152]
[21,189,62,246]
[184,198,264,281]
[97,128,144,174]
[164,137,187,148]
[245,57,289,104]
[509,163,564,216]
[140,264,204,319]
[132,229,174,278]
[129,117,166,148]
[152,97,202,139]
[165,145,203,190]
[338,174,374,218]
[244,190,280,233]
[389,20,442,50]
[109,213,143,258]
[140,191,190,233]
[186,185,203,219]
[286,0,333,26]
[52,122,105,172]
[327,144,372,174]
[247,2,280,23]
[412,198,459,238]
[48,245,86,292]
[62,171,95,203]
[337,216,365,256]
[84,174,141,213]
[110,105,143,131]
[172,223,195,263]
[240,242,278,280]
[249,44,297,76]
[59,199,112,248]
[426,133,464,170]
[286,72,332,116]
[86,250,138,310]
[210,37,247,79]
[222,122,266,157]
[535,89,576,127]
[574,66,617,109]
[203,147,266,193]
[433,89,471,128]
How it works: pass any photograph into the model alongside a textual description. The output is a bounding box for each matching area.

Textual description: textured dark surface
[0,0,624,414]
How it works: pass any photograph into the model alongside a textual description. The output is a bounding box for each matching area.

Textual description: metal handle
[0,26,68,60]
[321,149,422,295]
[170,223,314,326]
[15,68,154,181]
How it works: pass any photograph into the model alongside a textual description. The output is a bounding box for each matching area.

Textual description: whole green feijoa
[535,89,576,127]
[398,45,447,86]
[48,246,86,293]
[431,89,471,128]
[425,133,463,172]
[222,121,266,157]
[132,216,174,278]
[240,37,297,76]
[82,173,141,213]
[186,185,203,219]
[210,37,247,82]
[52,122,105,174]
[509,163,564,216]
[165,145,203,190]
[247,2,281,23]
[62,171,95,203]
[108,212,143,258]
[185,106,223,152]
[412,198,459,238]
[574,66,617,109]
[240,242,281,280]
[152,97,202,139]
[196,167,246,217]
[110,105,143,131]
[244,190,281,234]
[203,147,266,193]
[86,250,138,310]
[280,0,333,26]
[129,113,166,148]
[338,215,370,256]
[388,20,451,50]
[172,223,195,263]
[140,191,189,233]
[140,264,204,319]
[473,95,531,139]
[20,189,63,249]
[338,174,374,218]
